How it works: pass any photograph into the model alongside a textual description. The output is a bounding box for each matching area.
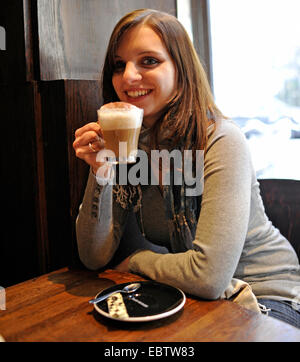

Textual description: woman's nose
[123,62,142,83]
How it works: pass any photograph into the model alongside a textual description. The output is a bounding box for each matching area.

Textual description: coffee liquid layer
[102,128,141,157]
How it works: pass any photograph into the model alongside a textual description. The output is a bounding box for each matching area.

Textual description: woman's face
[112,25,177,128]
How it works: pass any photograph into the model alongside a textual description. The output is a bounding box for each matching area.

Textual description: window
[177,0,300,180]
[209,0,300,180]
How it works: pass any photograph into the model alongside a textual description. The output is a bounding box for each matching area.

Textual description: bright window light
[209,0,300,179]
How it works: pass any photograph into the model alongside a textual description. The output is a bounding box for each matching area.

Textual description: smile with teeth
[126,89,151,98]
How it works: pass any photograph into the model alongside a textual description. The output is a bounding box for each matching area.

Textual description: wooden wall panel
[0,83,40,287]
[64,80,102,227]
[38,81,72,271]
[39,80,102,269]
[0,80,102,287]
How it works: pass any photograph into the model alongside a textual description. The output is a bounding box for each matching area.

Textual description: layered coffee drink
[97,102,143,163]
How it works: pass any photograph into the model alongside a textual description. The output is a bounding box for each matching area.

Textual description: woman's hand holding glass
[73,122,105,174]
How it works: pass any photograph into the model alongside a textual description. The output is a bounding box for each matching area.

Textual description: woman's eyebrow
[137,50,164,56]
[114,50,164,58]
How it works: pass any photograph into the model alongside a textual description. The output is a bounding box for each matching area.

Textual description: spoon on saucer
[89,283,141,304]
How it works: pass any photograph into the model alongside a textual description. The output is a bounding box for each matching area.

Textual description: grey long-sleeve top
[76,119,300,302]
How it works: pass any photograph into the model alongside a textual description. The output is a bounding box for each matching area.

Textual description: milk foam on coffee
[97,102,143,130]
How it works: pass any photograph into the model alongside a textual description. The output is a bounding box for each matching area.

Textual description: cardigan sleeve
[129,121,253,299]
[75,169,128,270]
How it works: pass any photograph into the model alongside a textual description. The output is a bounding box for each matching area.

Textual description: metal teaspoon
[89,283,141,304]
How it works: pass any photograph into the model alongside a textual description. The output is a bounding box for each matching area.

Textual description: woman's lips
[126,89,152,98]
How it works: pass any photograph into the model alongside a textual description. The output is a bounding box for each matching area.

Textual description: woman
[73,9,300,328]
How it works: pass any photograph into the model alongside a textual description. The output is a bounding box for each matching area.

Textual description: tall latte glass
[97,102,143,164]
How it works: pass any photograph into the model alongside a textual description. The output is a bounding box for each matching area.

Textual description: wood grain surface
[1,268,300,342]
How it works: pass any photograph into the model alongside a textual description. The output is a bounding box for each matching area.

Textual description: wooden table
[1,267,300,342]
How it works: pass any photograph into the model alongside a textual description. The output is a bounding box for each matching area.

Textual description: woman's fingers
[74,122,101,138]
[73,122,104,149]
[73,130,101,148]
[73,122,106,168]
[74,138,105,158]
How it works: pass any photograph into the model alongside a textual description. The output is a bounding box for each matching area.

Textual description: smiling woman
[101,8,219,153]
[73,9,300,329]
[111,25,176,128]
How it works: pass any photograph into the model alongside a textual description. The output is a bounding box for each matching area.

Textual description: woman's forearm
[76,171,122,270]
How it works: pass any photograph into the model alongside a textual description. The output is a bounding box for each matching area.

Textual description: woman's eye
[142,57,159,66]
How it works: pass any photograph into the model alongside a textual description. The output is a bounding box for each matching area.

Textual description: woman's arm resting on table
[128,122,253,299]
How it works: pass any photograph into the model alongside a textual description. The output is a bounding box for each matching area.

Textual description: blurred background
[179,0,300,180]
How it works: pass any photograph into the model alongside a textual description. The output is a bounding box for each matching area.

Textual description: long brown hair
[101,9,224,152]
